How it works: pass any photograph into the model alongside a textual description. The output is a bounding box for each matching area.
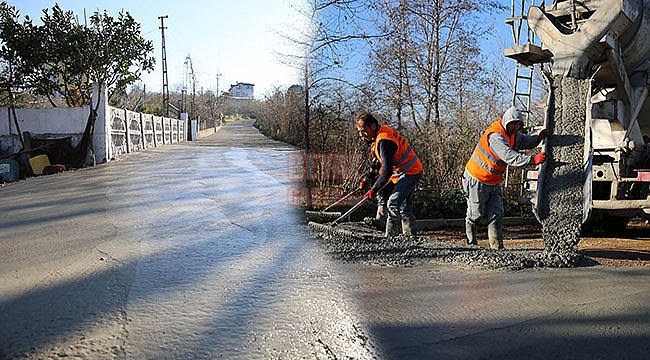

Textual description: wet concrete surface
[2,119,650,359]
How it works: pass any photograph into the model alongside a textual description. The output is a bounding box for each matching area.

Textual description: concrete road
[2,119,650,359]
[0,120,375,359]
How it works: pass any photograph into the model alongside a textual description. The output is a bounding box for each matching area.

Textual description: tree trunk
[76,108,97,168]
[8,94,25,150]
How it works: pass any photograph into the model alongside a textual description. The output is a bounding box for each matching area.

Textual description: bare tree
[366,0,505,128]
[255,86,305,146]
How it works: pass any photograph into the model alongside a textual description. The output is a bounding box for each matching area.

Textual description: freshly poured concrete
[537,75,589,265]
[3,119,650,359]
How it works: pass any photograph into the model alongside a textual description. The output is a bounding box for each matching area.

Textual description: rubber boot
[401,215,416,235]
[487,219,504,249]
[385,219,400,237]
[465,221,477,245]
[374,205,388,230]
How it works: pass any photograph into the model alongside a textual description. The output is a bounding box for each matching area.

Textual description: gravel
[536,75,590,266]
[307,220,593,270]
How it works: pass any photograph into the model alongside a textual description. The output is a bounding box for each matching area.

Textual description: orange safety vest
[373,125,423,183]
[465,119,516,185]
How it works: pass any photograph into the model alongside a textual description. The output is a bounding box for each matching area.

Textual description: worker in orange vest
[463,106,548,249]
[356,112,423,236]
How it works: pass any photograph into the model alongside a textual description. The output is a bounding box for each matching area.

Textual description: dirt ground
[424,219,650,267]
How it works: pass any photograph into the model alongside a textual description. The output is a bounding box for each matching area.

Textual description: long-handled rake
[329,181,391,226]
[305,188,361,223]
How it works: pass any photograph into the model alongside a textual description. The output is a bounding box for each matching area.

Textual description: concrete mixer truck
[505,0,650,241]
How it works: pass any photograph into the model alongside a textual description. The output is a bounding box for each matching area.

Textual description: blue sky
[11,0,309,98]
[9,0,521,100]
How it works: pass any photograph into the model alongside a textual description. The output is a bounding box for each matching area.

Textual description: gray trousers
[462,170,504,249]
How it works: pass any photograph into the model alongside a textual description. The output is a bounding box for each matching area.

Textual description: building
[228,82,255,99]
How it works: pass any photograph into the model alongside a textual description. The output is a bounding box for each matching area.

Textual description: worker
[355,112,423,236]
[463,106,548,249]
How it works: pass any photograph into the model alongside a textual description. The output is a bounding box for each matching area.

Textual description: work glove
[532,152,546,165]
[537,129,548,141]
[364,189,377,200]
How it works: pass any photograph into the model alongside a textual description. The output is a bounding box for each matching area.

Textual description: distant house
[229,82,254,99]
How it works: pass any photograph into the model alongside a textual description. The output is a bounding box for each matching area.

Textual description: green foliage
[85,9,155,105]
[503,196,535,218]
[412,187,534,219]
[0,2,155,109]
[413,188,467,219]
[0,3,35,97]
[0,2,156,164]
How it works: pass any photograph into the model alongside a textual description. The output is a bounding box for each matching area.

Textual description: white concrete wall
[0,84,189,165]
[0,107,88,154]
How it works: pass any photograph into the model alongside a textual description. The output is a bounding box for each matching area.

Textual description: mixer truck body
[506,0,650,231]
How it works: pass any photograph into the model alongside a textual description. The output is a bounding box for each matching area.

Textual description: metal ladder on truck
[503,0,552,198]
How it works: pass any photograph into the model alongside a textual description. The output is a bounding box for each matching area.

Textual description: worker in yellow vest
[463,106,548,249]
[355,112,423,236]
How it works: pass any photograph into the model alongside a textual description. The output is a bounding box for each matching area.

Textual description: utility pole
[159,15,169,116]
[216,73,222,97]
[181,56,188,113]
[183,54,196,119]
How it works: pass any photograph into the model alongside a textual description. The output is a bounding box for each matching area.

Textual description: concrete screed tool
[304,188,361,222]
